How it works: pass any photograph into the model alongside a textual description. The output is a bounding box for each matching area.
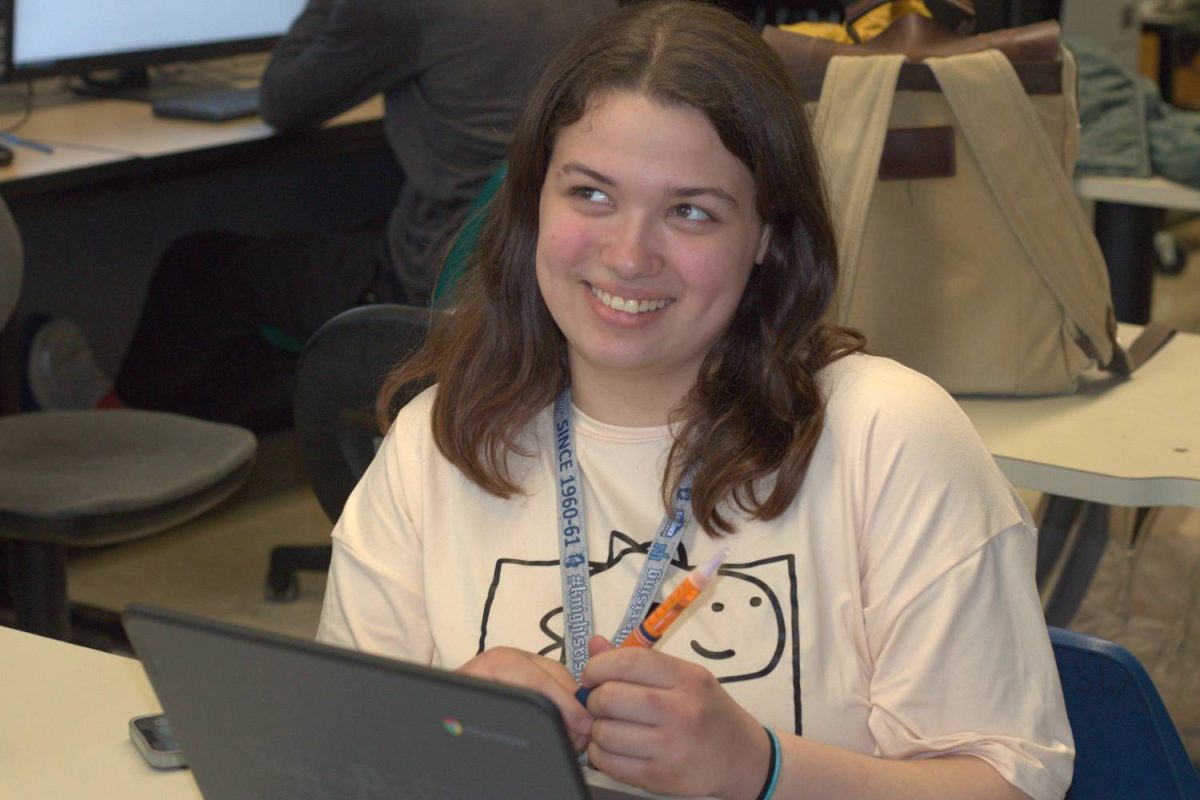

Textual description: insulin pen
[576,548,728,706]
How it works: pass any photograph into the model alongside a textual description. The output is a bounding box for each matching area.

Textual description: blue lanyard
[553,389,693,679]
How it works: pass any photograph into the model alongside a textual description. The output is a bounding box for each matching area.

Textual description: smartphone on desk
[129,713,188,769]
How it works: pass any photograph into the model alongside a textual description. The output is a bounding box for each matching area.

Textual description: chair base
[265,544,332,602]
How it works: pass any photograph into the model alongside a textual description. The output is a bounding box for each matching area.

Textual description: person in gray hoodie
[110,0,616,431]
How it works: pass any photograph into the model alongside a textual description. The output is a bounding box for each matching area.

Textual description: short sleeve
[316,390,435,664]
[866,526,1074,800]
[824,357,1074,799]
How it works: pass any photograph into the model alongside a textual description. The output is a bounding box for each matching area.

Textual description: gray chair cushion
[0,409,256,518]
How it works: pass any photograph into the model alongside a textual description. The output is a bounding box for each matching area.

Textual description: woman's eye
[672,204,713,222]
[572,186,611,204]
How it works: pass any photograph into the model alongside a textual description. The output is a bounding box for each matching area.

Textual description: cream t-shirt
[318,353,1074,800]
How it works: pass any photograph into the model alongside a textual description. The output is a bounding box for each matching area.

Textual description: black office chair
[0,196,257,641]
[265,304,435,601]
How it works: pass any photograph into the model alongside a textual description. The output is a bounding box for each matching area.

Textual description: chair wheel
[1154,231,1188,275]
[265,570,299,602]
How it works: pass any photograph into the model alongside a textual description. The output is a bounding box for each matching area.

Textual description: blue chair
[1050,626,1200,799]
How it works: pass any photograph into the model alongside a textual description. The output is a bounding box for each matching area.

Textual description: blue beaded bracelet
[755,726,781,800]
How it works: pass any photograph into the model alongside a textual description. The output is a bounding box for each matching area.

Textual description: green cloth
[431,163,507,308]
[1069,34,1200,189]
[1145,77,1200,188]
[1068,35,1153,179]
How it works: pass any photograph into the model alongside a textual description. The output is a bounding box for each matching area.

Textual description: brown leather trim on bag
[764,16,1063,100]
[1103,321,1176,375]
[879,126,956,181]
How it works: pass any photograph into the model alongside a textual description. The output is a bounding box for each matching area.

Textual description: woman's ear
[755,224,772,265]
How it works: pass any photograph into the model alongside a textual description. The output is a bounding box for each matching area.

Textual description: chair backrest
[292,304,435,523]
[1049,626,1200,799]
[0,195,25,329]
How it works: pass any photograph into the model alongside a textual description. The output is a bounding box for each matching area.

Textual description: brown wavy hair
[378,0,863,535]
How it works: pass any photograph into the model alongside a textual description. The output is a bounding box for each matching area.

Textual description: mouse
[0,144,12,167]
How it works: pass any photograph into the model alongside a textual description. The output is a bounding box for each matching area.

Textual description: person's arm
[457,647,595,753]
[580,366,1073,800]
[316,394,433,659]
[764,734,1027,800]
[259,0,421,131]
[581,638,1026,800]
[580,533,1052,800]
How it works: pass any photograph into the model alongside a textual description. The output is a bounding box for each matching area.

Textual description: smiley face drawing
[656,567,786,684]
[478,531,802,733]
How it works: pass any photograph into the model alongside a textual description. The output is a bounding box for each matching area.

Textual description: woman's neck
[568,362,692,427]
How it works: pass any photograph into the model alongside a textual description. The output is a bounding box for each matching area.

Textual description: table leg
[1036,503,1108,628]
[1093,201,1156,324]
[7,540,70,639]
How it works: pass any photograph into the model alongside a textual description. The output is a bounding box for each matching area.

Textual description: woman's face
[535,91,768,415]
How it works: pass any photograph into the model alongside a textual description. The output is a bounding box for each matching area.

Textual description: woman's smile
[588,283,674,315]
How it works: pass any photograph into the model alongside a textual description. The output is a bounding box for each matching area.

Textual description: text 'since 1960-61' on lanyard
[553,389,694,680]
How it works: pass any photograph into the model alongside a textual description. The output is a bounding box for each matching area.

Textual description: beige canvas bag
[766,9,1163,395]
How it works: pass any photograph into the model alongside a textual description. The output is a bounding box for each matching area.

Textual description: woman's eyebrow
[671,185,739,208]
[561,162,614,186]
[562,161,740,208]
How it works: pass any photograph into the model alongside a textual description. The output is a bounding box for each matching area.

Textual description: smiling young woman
[322,3,1075,799]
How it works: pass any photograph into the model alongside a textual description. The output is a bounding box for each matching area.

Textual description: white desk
[0,91,384,191]
[958,325,1200,623]
[0,95,383,163]
[1,626,200,799]
[958,325,1200,509]
[1076,175,1200,213]
[0,79,390,391]
[1,625,661,800]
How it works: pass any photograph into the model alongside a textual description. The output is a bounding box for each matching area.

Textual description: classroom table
[0,81,386,198]
[956,324,1200,623]
[0,625,662,799]
[1,625,198,799]
[0,72,392,403]
[957,324,1200,508]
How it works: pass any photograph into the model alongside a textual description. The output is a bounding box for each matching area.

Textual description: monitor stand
[71,67,234,104]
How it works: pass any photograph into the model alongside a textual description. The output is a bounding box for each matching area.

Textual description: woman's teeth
[591,287,671,314]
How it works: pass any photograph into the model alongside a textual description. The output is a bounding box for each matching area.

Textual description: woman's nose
[601,215,662,278]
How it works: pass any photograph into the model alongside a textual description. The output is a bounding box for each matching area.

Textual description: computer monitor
[5,0,306,95]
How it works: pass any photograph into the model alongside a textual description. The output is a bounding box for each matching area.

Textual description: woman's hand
[456,647,593,751]
[580,636,771,799]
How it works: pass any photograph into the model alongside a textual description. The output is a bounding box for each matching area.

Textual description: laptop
[123,605,651,799]
[152,86,262,122]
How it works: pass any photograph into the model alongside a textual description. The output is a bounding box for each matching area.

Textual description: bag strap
[925,48,1144,372]
[813,54,906,323]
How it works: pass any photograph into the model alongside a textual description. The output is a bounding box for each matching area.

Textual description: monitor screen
[7,0,306,80]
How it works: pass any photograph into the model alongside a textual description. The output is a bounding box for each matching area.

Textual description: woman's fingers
[458,647,593,748]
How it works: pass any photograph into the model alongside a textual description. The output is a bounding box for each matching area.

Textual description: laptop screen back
[123,605,594,799]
